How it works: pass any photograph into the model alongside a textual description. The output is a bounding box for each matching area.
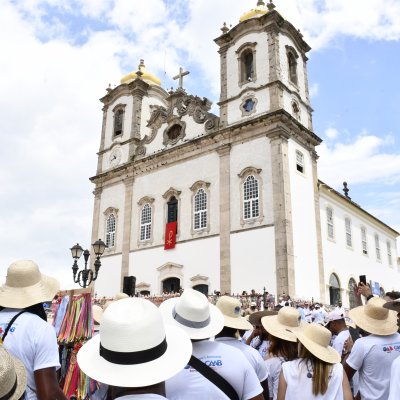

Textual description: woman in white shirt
[261,307,300,400]
[277,323,352,400]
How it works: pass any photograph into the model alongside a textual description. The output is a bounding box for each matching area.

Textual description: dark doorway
[163,277,180,293]
[140,290,150,296]
[329,273,341,306]
[193,284,209,296]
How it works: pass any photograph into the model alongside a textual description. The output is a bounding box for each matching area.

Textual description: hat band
[172,307,210,328]
[0,377,17,400]
[99,337,167,365]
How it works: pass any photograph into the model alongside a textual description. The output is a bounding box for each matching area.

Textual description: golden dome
[239,0,272,23]
[121,59,161,86]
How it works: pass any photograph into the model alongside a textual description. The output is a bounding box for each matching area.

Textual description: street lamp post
[70,239,106,288]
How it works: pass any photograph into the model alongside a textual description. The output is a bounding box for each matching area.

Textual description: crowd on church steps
[1,260,400,399]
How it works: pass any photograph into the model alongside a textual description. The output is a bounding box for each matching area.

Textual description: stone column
[312,151,326,302]
[266,25,283,111]
[217,144,231,293]
[268,129,295,297]
[120,176,135,291]
[218,45,229,128]
[96,105,108,174]
[90,187,103,280]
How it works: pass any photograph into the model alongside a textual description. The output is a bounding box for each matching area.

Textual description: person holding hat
[160,288,264,400]
[215,296,269,397]
[325,310,349,359]
[261,307,301,400]
[77,297,192,399]
[344,297,400,400]
[0,260,67,400]
[277,323,352,399]
[0,345,27,400]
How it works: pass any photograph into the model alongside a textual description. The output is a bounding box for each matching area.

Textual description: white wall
[94,253,122,297]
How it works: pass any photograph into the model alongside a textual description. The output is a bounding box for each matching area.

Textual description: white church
[90,1,399,308]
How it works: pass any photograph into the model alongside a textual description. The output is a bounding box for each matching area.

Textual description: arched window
[113,108,124,137]
[288,52,298,85]
[326,207,334,239]
[242,50,254,81]
[106,214,116,248]
[348,278,361,309]
[375,234,381,261]
[236,43,257,86]
[194,188,207,230]
[361,226,368,255]
[167,196,178,224]
[243,175,259,220]
[345,217,352,247]
[387,241,393,265]
[329,273,341,306]
[140,204,152,241]
[292,101,300,120]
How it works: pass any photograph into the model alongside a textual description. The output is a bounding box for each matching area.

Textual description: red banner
[164,221,177,250]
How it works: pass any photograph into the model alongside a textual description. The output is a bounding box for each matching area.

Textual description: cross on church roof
[173,67,190,89]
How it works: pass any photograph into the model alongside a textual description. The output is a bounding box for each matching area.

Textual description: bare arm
[260,378,269,400]
[248,394,265,400]
[342,371,352,400]
[35,367,67,400]
[343,361,356,381]
[277,371,287,400]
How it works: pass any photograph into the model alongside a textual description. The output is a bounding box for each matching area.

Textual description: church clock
[109,147,122,168]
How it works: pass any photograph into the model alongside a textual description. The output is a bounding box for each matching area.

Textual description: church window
[163,120,186,146]
[240,96,258,117]
[194,189,207,230]
[361,226,368,255]
[375,234,381,261]
[167,196,178,223]
[345,217,352,247]
[243,175,259,220]
[387,241,392,265]
[167,124,182,141]
[288,52,298,85]
[106,214,116,248]
[113,108,124,137]
[295,150,304,173]
[140,204,152,241]
[329,273,341,306]
[242,50,254,81]
[326,207,334,239]
[236,42,257,86]
[292,101,300,120]
[243,98,255,113]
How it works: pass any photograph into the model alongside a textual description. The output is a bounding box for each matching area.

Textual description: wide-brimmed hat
[92,305,103,331]
[104,292,129,310]
[0,346,27,400]
[249,310,277,327]
[261,307,302,342]
[77,298,192,387]
[159,288,224,340]
[349,297,397,336]
[216,296,252,330]
[0,260,59,309]
[383,298,400,313]
[292,323,340,364]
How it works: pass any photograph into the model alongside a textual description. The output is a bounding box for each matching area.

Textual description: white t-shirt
[264,356,289,400]
[346,333,400,400]
[0,309,61,400]
[388,355,400,400]
[215,336,268,382]
[304,308,312,323]
[282,359,344,399]
[331,329,350,356]
[166,340,262,400]
[312,309,326,323]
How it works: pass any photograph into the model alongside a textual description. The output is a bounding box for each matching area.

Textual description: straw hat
[293,323,340,364]
[261,307,302,342]
[383,298,400,313]
[349,297,398,336]
[0,346,27,400]
[104,292,130,310]
[92,305,103,331]
[0,260,59,309]
[216,296,252,331]
[159,288,224,340]
[77,298,192,387]
[249,310,277,327]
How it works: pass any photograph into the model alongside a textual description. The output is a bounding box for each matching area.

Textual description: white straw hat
[104,292,130,310]
[293,323,340,364]
[0,346,27,400]
[349,297,398,336]
[0,260,59,308]
[216,296,252,330]
[159,288,224,340]
[261,306,302,342]
[92,305,103,330]
[77,298,192,387]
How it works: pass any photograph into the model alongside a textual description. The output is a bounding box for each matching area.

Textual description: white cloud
[309,82,319,98]
[325,128,339,139]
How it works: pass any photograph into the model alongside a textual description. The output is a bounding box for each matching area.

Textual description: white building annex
[90,1,399,308]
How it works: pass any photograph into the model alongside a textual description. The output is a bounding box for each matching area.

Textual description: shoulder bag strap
[188,355,239,400]
[1,310,26,343]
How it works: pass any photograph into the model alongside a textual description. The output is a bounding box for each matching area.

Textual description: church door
[329,273,341,306]
[163,277,180,294]
[193,284,209,295]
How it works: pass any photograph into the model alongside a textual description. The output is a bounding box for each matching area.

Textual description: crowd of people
[0,259,400,399]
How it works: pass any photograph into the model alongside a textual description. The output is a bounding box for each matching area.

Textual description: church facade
[90,1,399,307]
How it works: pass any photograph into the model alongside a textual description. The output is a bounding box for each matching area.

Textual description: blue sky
[0,0,399,286]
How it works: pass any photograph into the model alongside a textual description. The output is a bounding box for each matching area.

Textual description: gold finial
[267,0,275,10]
[220,22,229,34]
[136,59,145,77]
[257,0,265,6]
